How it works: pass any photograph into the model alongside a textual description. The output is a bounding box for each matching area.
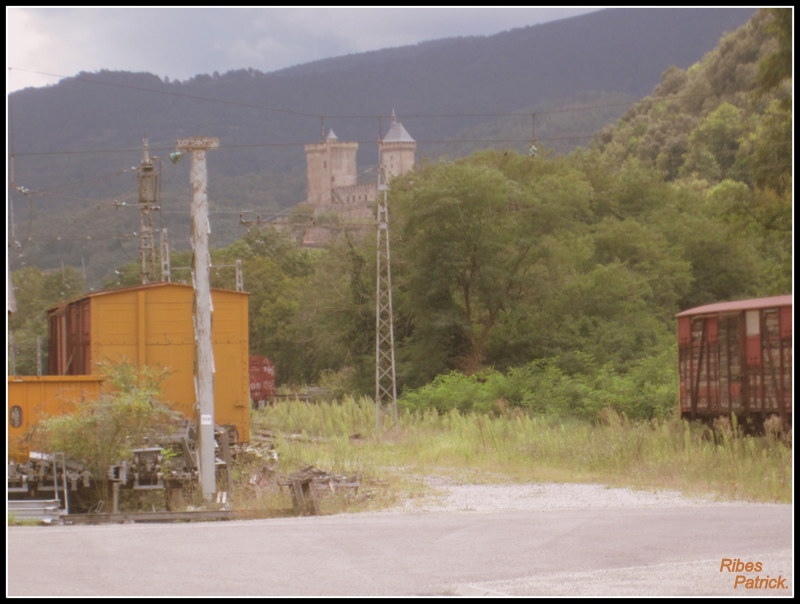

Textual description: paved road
[7,504,793,597]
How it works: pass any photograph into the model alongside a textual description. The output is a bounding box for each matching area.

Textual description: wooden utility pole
[177,136,219,502]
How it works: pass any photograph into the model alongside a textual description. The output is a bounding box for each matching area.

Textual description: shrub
[398,350,677,421]
[399,370,499,414]
[32,362,180,495]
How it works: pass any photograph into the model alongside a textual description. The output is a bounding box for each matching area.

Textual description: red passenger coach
[676,295,792,425]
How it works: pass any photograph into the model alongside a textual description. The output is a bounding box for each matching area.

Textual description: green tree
[705,180,791,295]
[287,234,376,390]
[543,261,671,369]
[9,266,85,375]
[754,8,792,101]
[392,160,536,377]
[213,227,318,385]
[590,217,692,315]
[664,181,769,307]
[741,99,792,195]
[680,102,744,181]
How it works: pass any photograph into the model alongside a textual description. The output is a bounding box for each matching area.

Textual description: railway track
[62,509,235,524]
[9,501,236,525]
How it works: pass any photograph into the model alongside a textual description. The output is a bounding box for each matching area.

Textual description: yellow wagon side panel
[211,291,250,441]
[142,286,195,427]
[83,284,249,441]
[88,290,140,370]
[7,376,104,462]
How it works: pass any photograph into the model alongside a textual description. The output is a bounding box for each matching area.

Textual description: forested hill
[9,9,791,408]
[587,8,791,303]
[9,7,755,284]
[593,8,791,189]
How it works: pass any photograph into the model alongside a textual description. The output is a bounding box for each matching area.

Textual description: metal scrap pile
[277,465,361,515]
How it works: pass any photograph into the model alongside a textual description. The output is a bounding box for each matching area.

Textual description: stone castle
[300,112,416,246]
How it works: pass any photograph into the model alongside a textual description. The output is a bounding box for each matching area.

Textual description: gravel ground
[371,477,793,597]
[377,475,769,514]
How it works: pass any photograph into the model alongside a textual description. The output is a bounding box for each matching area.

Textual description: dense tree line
[9,266,85,375]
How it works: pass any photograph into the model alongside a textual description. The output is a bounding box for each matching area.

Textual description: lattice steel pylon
[375,167,398,434]
[137,138,160,284]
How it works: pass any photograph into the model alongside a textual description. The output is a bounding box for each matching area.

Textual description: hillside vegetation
[7,8,755,284]
[10,10,790,426]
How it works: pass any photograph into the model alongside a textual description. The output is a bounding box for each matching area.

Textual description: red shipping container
[249,355,276,407]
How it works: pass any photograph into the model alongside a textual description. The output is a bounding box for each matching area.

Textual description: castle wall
[338,183,377,224]
[380,141,416,181]
[304,140,358,208]
[303,124,416,246]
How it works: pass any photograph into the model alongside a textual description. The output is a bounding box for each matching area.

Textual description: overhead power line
[9,66,643,124]
[14,233,138,241]
[8,64,747,152]
[13,130,788,162]
[10,134,598,159]
[6,65,675,161]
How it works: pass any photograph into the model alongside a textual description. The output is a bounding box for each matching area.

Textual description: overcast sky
[6,7,605,93]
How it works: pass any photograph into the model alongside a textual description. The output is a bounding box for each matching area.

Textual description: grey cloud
[15,7,603,85]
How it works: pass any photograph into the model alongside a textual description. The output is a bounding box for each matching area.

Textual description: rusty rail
[62,509,234,524]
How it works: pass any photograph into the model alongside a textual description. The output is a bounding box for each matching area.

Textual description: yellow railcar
[8,282,250,462]
[8,376,104,462]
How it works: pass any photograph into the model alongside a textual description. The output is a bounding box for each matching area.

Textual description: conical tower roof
[382,111,415,143]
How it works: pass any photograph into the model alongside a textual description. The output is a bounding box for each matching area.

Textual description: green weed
[233,398,791,516]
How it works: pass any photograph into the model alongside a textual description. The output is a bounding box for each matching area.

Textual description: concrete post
[177,136,219,502]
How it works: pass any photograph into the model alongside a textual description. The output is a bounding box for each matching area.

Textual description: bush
[398,350,677,421]
[32,362,180,490]
[399,370,499,415]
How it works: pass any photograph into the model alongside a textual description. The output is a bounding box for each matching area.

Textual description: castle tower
[379,111,416,182]
[305,129,359,208]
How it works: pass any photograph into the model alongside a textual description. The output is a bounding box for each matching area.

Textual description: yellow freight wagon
[45,282,250,443]
[8,376,104,462]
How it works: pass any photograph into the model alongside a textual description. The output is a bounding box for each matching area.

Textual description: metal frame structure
[374,165,398,433]
[137,138,161,284]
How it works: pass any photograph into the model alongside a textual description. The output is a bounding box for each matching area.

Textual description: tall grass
[242,397,791,513]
